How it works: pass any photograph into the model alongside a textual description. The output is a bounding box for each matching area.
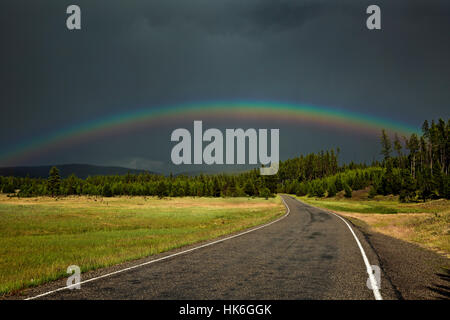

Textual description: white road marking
[25,197,291,300]
[295,198,383,300]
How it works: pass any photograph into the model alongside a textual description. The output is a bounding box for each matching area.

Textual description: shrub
[327,184,337,197]
[2,183,15,194]
[344,184,352,198]
[368,186,377,199]
[102,184,113,197]
[259,187,272,200]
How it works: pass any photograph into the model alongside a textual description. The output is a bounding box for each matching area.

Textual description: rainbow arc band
[0,101,419,164]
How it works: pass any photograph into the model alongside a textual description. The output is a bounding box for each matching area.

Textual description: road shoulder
[344,216,450,300]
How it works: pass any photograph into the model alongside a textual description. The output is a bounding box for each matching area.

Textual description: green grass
[296,195,450,257]
[296,196,449,214]
[0,196,284,295]
[298,199,399,214]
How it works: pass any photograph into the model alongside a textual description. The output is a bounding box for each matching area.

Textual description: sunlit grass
[0,195,284,295]
[297,195,450,257]
[297,195,450,214]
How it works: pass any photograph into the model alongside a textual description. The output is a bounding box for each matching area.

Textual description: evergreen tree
[295,183,308,196]
[406,133,419,178]
[212,178,221,197]
[48,166,61,197]
[327,183,337,197]
[418,168,434,201]
[394,133,403,158]
[335,175,344,192]
[2,182,15,194]
[368,185,377,199]
[394,133,403,168]
[156,181,168,198]
[66,174,79,195]
[259,187,271,200]
[344,184,352,198]
[244,180,256,196]
[102,184,113,197]
[313,182,325,197]
[380,129,392,161]
[399,170,416,203]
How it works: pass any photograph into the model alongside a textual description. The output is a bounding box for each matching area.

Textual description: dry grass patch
[337,211,449,258]
[297,196,450,258]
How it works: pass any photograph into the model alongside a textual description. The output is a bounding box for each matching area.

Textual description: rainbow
[0,101,420,164]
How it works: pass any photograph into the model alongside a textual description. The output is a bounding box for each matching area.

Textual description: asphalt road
[25,195,399,300]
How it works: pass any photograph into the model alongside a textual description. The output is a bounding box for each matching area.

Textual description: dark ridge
[0,164,156,179]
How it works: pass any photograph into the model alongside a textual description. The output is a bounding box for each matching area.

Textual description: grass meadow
[0,195,285,296]
[297,194,450,258]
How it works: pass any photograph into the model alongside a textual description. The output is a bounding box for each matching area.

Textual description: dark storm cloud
[0,0,449,172]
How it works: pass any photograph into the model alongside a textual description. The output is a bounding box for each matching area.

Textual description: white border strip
[25,197,291,300]
[296,198,383,300]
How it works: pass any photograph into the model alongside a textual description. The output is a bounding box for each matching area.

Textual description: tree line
[0,166,278,199]
[278,118,449,202]
[1,118,448,202]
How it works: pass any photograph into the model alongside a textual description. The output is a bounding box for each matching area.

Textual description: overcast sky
[0,0,449,173]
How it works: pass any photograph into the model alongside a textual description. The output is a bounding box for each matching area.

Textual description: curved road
[27,195,398,300]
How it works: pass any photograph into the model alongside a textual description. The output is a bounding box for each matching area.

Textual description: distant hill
[0,164,155,179]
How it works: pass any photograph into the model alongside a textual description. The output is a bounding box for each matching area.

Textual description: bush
[344,184,352,198]
[313,182,325,197]
[102,184,113,197]
[327,184,337,197]
[2,183,15,194]
[368,186,377,199]
[335,176,343,192]
[48,166,61,197]
[156,181,168,198]
[259,187,272,200]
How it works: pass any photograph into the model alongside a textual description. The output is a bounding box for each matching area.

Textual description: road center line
[25,197,291,300]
